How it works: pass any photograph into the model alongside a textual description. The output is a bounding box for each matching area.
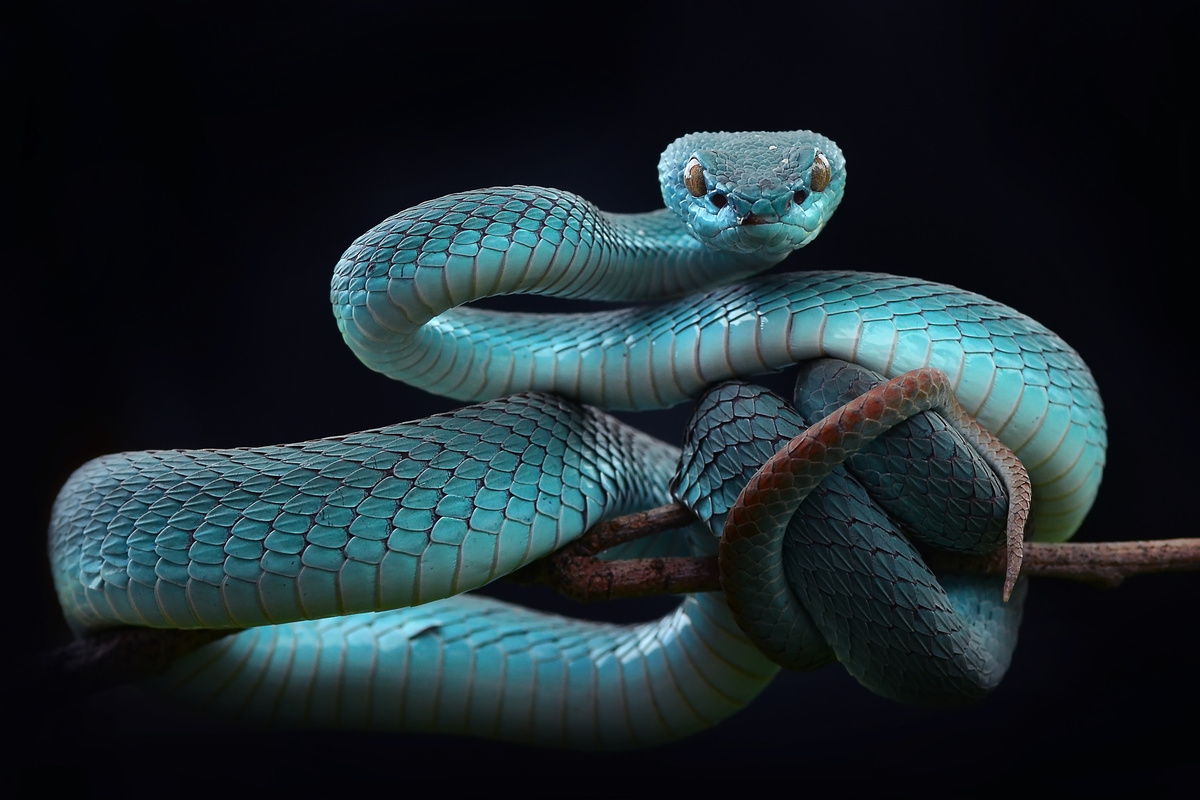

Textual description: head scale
[658,131,847,258]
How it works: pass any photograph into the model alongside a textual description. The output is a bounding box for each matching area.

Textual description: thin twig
[34,504,1200,695]
[505,501,711,601]
[516,503,1200,600]
[925,537,1200,588]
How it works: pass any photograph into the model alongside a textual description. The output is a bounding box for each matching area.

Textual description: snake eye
[684,157,707,198]
[810,151,832,193]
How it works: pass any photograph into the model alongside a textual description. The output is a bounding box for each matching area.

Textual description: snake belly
[48,131,1108,747]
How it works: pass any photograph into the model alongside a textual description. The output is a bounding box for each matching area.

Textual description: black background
[7,1,1196,795]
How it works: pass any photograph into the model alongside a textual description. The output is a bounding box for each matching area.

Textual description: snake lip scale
[48,131,1106,747]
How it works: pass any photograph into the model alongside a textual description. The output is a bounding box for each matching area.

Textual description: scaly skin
[48,131,1107,746]
[331,132,1103,540]
[50,394,679,631]
[714,369,1029,705]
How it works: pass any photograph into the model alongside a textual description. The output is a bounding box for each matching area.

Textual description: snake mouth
[712,220,800,257]
[739,213,773,226]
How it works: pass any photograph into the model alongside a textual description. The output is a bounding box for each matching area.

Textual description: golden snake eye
[810,151,831,193]
[684,157,707,198]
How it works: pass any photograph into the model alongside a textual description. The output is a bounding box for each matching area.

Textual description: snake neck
[330,186,784,381]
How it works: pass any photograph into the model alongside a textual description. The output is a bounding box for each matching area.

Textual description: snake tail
[704,370,1028,704]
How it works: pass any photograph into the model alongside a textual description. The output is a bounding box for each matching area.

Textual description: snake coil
[49,131,1106,748]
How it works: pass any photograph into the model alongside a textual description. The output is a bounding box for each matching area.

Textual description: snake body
[48,131,1107,747]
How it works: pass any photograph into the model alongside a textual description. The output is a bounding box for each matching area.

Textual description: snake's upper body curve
[49,131,1107,748]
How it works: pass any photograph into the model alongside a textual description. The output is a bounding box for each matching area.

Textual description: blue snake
[48,131,1107,748]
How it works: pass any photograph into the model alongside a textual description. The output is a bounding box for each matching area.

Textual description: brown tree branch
[514,502,1200,601]
[35,503,1200,696]
[924,537,1200,588]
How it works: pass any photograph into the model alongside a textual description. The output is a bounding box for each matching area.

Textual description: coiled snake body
[49,131,1107,748]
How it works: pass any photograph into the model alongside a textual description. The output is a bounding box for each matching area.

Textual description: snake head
[659,131,847,259]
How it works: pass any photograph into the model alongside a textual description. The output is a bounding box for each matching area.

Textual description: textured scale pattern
[704,376,1025,703]
[792,359,1008,552]
[149,593,779,749]
[50,394,677,631]
[335,253,1103,541]
[49,131,1107,747]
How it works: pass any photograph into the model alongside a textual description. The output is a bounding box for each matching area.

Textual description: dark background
[7,1,1195,795]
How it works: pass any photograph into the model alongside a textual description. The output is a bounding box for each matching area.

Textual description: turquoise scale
[48,131,1107,748]
[50,394,678,631]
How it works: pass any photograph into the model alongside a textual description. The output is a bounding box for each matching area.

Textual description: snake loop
[48,131,1107,747]
[706,366,1029,705]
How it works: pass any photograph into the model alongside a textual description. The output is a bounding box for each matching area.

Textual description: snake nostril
[711,192,727,209]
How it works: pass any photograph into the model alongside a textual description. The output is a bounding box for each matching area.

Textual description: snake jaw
[694,189,836,257]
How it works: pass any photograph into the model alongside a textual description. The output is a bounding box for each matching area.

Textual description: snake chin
[704,218,829,258]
